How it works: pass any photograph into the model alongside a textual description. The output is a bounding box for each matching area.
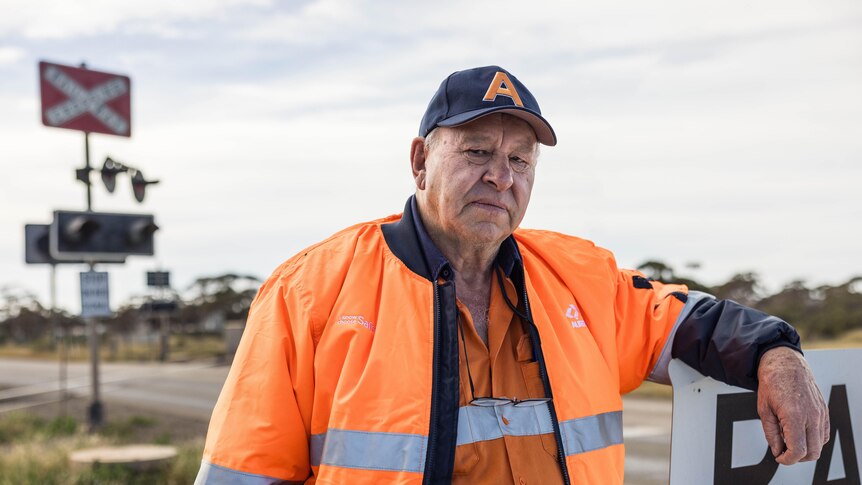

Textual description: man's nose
[482,155,514,191]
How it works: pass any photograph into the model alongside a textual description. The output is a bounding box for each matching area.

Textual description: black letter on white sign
[714,392,779,485]
[813,385,859,485]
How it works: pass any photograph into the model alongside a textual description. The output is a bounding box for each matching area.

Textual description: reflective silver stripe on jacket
[648,290,715,384]
[310,428,427,472]
[559,410,624,455]
[194,460,305,485]
[456,402,555,445]
[457,404,622,456]
[310,406,622,471]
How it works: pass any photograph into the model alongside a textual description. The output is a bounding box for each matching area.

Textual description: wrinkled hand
[757,346,829,465]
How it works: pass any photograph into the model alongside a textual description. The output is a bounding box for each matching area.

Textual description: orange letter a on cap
[483,72,524,107]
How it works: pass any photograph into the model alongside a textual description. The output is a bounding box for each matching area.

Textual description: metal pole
[80,61,92,212]
[86,264,103,430]
[51,264,68,417]
[159,284,171,362]
[159,311,170,362]
[87,315,103,429]
[82,61,97,425]
[84,132,92,211]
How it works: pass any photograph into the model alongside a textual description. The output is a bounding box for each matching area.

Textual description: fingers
[756,350,831,465]
[760,407,786,458]
[775,420,809,465]
[801,423,823,462]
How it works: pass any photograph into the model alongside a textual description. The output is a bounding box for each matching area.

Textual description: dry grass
[0,402,205,485]
[0,335,225,363]
[629,380,674,400]
[803,328,862,350]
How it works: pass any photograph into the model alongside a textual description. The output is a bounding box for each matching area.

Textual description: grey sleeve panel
[194,460,305,485]
[647,290,715,385]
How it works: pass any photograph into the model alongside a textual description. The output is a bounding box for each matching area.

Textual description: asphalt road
[0,358,226,419]
[0,357,672,484]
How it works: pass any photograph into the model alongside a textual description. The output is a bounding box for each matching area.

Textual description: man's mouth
[470,200,507,212]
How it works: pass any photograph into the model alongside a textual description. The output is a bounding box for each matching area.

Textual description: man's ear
[410,137,427,190]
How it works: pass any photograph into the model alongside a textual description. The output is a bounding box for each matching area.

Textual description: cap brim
[437,106,557,146]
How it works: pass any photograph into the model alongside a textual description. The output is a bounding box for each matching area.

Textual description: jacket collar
[381,195,522,282]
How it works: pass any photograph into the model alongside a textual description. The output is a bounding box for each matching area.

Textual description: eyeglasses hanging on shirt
[457,267,552,408]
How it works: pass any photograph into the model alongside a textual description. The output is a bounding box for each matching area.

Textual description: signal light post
[26,60,160,430]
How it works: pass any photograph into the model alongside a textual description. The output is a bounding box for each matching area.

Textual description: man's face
[413,113,538,249]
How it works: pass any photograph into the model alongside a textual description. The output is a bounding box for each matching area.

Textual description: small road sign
[147,271,170,288]
[39,61,131,137]
[80,271,111,318]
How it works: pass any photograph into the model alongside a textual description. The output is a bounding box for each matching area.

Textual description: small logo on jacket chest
[335,315,376,333]
[566,304,587,328]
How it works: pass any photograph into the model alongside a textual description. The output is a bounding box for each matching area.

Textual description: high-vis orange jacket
[195,197,800,485]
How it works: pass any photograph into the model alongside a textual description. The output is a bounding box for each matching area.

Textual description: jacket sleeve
[669,292,801,390]
[613,270,802,393]
[195,270,316,484]
[614,269,690,394]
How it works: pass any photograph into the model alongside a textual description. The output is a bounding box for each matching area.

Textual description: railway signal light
[130,170,159,203]
[100,157,128,193]
[50,210,158,263]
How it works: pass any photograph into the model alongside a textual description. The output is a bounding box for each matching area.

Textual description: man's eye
[465,149,492,163]
[510,157,531,173]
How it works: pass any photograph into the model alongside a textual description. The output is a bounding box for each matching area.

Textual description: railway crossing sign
[39,61,131,137]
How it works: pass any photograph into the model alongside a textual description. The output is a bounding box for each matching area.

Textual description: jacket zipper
[522,277,572,485]
[422,281,442,485]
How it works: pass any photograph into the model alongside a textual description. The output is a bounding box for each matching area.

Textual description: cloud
[0,0,273,39]
[2,0,861,310]
[0,46,25,65]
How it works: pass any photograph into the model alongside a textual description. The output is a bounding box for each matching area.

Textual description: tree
[181,273,261,326]
[797,277,862,338]
[635,260,711,293]
[712,272,764,308]
[637,260,675,282]
[0,286,47,343]
[757,280,817,336]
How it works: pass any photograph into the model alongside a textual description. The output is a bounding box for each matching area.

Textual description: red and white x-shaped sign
[39,61,132,137]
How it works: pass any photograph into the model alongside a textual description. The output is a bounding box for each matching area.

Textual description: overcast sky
[1,0,860,313]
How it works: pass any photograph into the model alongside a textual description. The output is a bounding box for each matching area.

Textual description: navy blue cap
[419,65,556,146]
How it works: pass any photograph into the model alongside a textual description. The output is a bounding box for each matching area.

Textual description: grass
[0,411,203,485]
[0,335,225,363]
[629,380,674,400]
[803,328,862,350]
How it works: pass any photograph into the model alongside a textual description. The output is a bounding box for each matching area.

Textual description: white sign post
[80,270,111,318]
[79,270,110,428]
[669,350,862,485]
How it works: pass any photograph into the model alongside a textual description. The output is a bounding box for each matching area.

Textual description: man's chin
[460,223,513,247]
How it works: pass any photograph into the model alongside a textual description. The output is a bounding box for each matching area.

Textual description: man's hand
[757,346,830,465]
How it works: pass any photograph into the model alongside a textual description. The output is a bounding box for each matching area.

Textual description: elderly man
[195,66,828,484]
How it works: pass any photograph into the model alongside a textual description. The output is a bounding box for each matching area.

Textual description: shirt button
[519,478,527,485]
[502,416,510,426]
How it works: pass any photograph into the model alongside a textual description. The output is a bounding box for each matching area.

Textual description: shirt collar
[410,196,450,280]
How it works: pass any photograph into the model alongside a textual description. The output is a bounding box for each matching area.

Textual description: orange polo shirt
[452,272,565,485]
